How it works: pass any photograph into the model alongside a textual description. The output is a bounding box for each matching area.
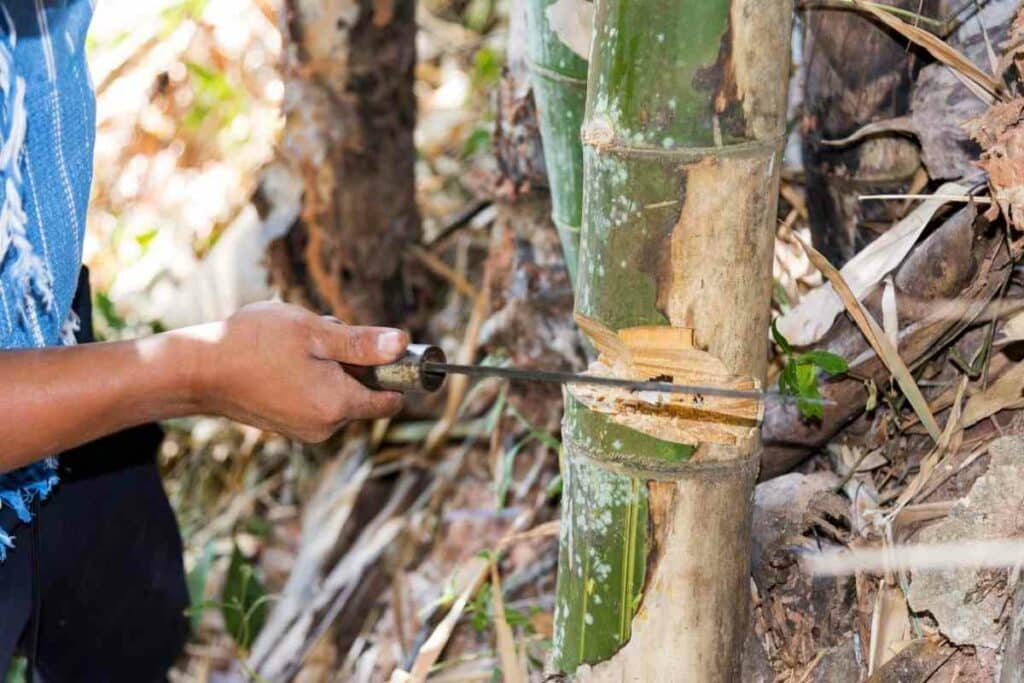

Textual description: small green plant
[5,657,26,683]
[467,582,534,634]
[772,321,848,420]
[221,545,270,650]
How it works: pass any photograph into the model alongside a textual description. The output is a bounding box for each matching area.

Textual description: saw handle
[343,343,447,393]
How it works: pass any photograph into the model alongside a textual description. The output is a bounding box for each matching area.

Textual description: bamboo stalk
[525,0,588,286]
[554,0,793,678]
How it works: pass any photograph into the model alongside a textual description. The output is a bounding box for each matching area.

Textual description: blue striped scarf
[0,0,96,560]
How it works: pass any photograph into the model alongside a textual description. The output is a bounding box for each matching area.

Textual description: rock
[907,436,1024,649]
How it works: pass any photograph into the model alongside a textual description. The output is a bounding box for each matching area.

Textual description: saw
[346,343,784,402]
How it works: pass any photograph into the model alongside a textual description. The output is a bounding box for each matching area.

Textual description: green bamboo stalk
[525,0,587,286]
[522,1,656,665]
[554,0,792,677]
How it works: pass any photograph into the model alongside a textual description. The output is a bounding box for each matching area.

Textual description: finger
[338,381,404,420]
[313,322,408,365]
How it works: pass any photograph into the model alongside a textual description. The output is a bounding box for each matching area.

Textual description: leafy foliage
[221,545,270,650]
[467,582,534,634]
[773,321,849,420]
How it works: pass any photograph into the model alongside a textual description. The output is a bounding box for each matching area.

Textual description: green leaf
[771,320,792,355]
[470,45,503,91]
[496,436,532,508]
[797,390,824,420]
[545,473,563,499]
[5,657,26,683]
[94,290,127,333]
[464,0,496,34]
[798,350,848,375]
[462,127,491,158]
[794,363,824,420]
[186,543,215,632]
[794,362,817,393]
[779,361,798,396]
[134,227,159,250]
[469,582,492,632]
[221,545,268,650]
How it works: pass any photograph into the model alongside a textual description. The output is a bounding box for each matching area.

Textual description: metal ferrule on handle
[349,344,448,393]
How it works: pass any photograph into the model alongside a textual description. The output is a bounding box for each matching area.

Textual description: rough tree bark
[553,0,792,679]
[802,0,939,266]
[265,0,420,325]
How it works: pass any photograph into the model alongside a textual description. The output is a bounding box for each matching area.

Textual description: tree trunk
[801,1,939,266]
[553,0,792,679]
[265,0,419,325]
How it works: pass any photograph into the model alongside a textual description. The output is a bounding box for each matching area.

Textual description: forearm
[0,330,207,470]
[1,302,407,472]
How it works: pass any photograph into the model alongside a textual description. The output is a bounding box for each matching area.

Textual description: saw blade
[423,361,763,401]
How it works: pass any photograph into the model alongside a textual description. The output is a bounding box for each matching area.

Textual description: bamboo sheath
[551,0,793,678]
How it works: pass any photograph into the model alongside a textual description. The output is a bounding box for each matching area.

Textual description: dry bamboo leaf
[868,582,911,674]
[851,0,1001,102]
[403,516,545,681]
[998,310,1024,345]
[960,361,1024,428]
[404,557,487,681]
[821,117,916,147]
[798,238,942,441]
[881,276,899,349]
[776,183,967,346]
[490,564,527,683]
[890,378,967,514]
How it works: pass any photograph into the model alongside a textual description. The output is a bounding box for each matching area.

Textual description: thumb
[313,320,409,365]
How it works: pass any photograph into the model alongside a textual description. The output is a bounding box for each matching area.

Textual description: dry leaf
[868,583,911,674]
[881,276,899,349]
[960,361,1024,428]
[776,183,966,346]
[998,310,1024,346]
[890,378,967,514]
[851,0,1001,103]
[490,564,527,683]
[966,98,1024,229]
[404,517,553,682]
[797,238,942,441]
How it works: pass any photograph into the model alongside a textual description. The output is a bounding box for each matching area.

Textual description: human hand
[182,302,407,442]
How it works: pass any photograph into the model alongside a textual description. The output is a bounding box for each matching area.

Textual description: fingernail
[377,330,405,355]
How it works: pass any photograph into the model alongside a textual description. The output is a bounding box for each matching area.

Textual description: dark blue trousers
[0,269,188,681]
[0,426,189,682]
